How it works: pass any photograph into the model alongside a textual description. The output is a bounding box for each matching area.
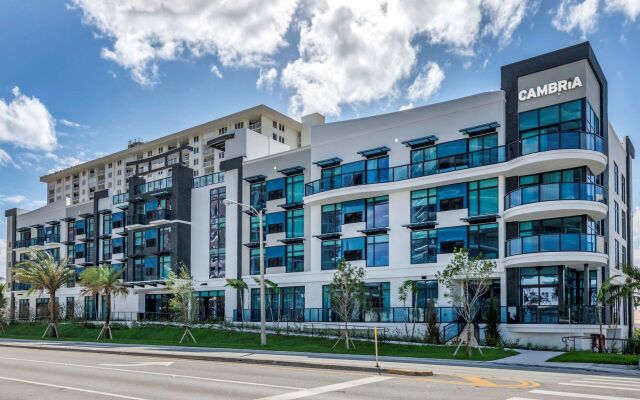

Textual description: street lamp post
[223,198,267,346]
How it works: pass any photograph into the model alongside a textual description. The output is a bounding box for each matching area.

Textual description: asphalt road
[0,346,638,400]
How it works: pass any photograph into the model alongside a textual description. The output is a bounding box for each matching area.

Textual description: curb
[0,342,433,377]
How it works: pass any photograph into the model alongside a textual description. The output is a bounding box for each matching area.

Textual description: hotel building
[3,42,635,347]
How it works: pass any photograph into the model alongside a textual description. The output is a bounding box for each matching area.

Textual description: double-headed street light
[222,198,267,346]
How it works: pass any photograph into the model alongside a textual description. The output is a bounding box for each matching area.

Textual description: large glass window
[366,156,389,183]
[366,235,389,267]
[468,223,498,259]
[321,240,341,270]
[134,231,143,253]
[143,256,158,280]
[414,280,439,307]
[250,215,266,243]
[342,237,365,261]
[286,174,304,204]
[266,178,285,200]
[286,209,304,238]
[519,99,584,155]
[411,230,437,264]
[342,199,365,224]
[86,218,94,236]
[102,214,112,235]
[363,282,390,310]
[468,178,498,216]
[468,133,498,152]
[286,244,304,273]
[112,212,125,229]
[321,204,342,234]
[112,237,124,254]
[266,246,285,268]
[437,226,467,254]
[159,226,171,252]
[75,220,86,236]
[74,243,86,259]
[366,196,389,228]
[586,101,600,136]
[209,187,226,278]
[266,212,285,234]
[437,183,467,212]
[520,267,559,306]
[145,228,158,248]
[250,248,263,275]
[250,182,266,210]
[102,239,112,261]
[411,188,436,223]
[133,258,144,281]
[159,255,171,279]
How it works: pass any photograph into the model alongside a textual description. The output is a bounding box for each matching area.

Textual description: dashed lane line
[0,376,149,400]
[558,383,640,392]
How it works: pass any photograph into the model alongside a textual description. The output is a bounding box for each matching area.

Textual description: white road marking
[530,389,640,400]
[99,362,174,367]
[0,356,301,390]
[506,398,541,400]
[257,375,392,400]
[576,377,640,383]
[575,379,640,386]
[0,375,149,400]
[559,383,640,392]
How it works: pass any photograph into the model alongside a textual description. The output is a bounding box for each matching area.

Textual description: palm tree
[225,278,248,321]
[597,264,640,349]
[79,264,128,340]
[15,250,75,338]
[398,279,418,341]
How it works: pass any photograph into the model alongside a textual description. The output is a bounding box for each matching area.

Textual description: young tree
[329,261,365,350]
[79,264,129,340]
[225,278,248,321]
[0,281,9,333]
[597,264,640,350]
[166,264,197,343]
[437,248,496,356]
[15,250,75,338]
[425,300,441,344]
[484,296,501,347]
[398,279,418,341]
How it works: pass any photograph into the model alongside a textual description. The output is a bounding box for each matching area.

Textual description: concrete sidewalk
[0,339,637,376]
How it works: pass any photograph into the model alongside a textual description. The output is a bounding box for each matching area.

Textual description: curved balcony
[506,131,606,176]
[305,132,605,200]
[503,183,607,222]
[505,233,607,268]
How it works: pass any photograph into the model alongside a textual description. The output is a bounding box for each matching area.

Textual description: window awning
[401,135,438,149]
[244,174,266,183]
[278,166,305,176]
[313,157,342,168]
[357,146,390,158]
[60,217,76,222]
[206,133,235,151]
[45,220,60,225]
[78,212,94,219]
[98,209,112,215]
[30,224,44,229]
[459,122,500,137]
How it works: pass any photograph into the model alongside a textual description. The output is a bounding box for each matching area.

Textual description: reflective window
[286,174,304,204]
[286,244,304,273]
[366,196,389,228]
[286,209,304,238]
[411,230,437,264]
[250,182,266,210]
[266,178,285,200]
[321,203,342,234]
[437,183,467,212]
[414,280,438,307]
[266,212,285,234]
[342,237,365,261]
[468,178,498,216]
[321,240,341,270]
[520,267,559,306]
[437,226,467,253]
[266,246,285,268]
[342,199,365,224]
[366,235,389,267]
[469,223,498,259]
[411,189,436,223]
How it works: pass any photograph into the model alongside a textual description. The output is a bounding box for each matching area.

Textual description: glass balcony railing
[112,192,129,205]
[146,209,172,223]
[134,177,172,195]
[512,131,604,157]
[15,239,30,248]
[506,233,604,256]
[126,214,147,226]
[306,146,506,196]
[505,182,605,209]
[193,172,224,188]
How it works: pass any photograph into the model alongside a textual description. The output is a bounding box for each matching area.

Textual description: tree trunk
[344,319,350,350]
[466,322,472,357]
[49,291,58,338]
[104,291,112,340]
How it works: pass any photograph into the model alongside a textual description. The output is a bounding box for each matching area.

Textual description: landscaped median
[0,323,517,362]
[547,351,640,366]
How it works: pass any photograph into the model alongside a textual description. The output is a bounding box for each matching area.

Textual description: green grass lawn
[548,351,639,366]
[0,322,517,361]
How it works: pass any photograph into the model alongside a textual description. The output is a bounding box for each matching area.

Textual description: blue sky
[1,0,640,261]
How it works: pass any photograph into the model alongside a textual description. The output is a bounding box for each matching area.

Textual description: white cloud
[406,62,445,102]
[0,239,5,278]
[634,206,640,266]
[44,152,90,174]
[551,0,600,38]
[256,67,278,91]
[606,0,640,21]
[70,0,299,86]
[210,64,223,79]
[0,149,13,167]
[58,118,86,129]
[282,0,530,117]
[398,103,414,111]
[0,194,27,204]
[0,86,57,151]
